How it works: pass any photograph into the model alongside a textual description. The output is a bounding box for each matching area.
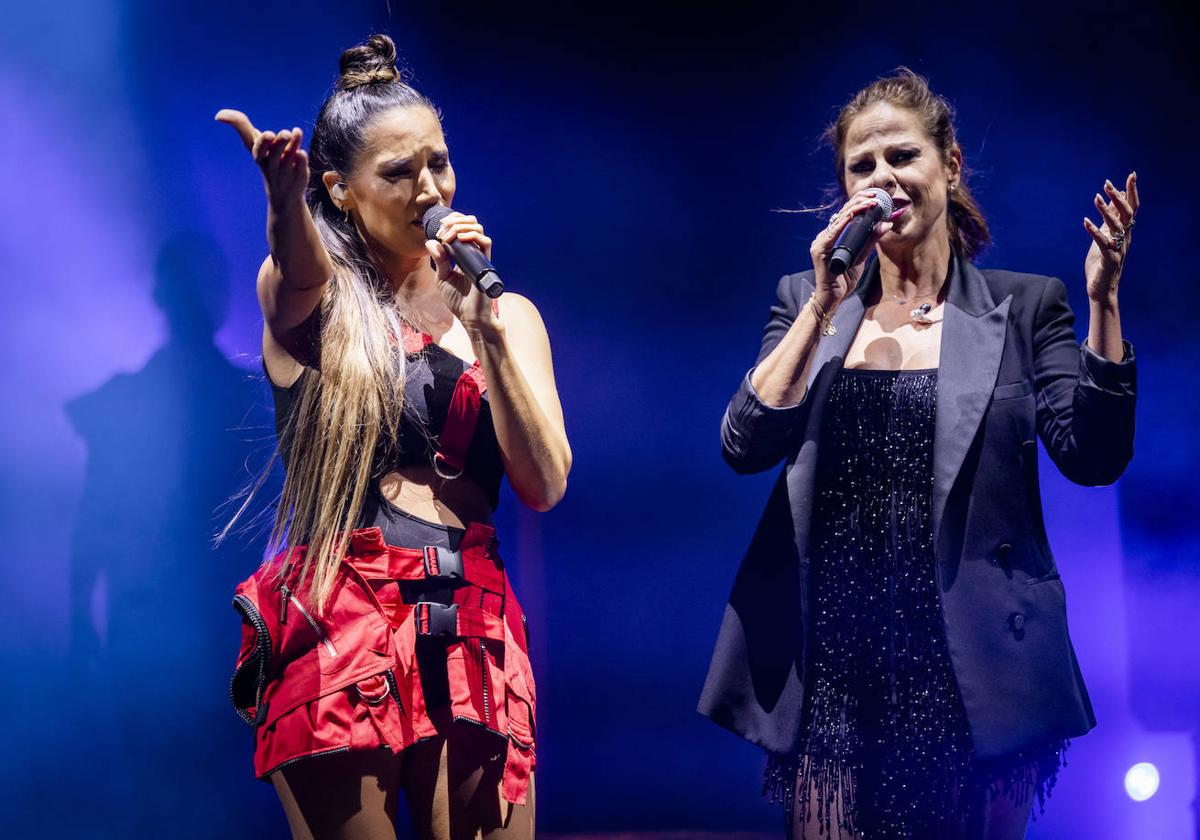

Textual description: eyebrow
[378,149,448,166]
[846,142,921,161]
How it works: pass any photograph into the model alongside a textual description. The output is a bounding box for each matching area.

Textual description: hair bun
[336,34,401,91]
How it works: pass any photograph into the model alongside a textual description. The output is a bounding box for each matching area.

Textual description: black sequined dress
[765,367,1065,838]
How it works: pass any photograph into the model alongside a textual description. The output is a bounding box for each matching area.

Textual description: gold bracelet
[809,292,837,336]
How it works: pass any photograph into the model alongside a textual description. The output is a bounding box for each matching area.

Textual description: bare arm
[469,295,571,511]
[749,292,832,407]
[216,109,333,378]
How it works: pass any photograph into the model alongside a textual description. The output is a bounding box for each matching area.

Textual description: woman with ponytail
[699,69,1139,839]
[217,33,568,839]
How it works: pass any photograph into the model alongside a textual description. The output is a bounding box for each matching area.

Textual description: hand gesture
[215,109,309,212]
[812,189,894,307]
[424,213,500,335]
[1083,172,1138,302]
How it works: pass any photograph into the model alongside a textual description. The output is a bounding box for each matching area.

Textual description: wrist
[268,191,306,217]
[812,288,841,312]
[466,316,506,348]
[1088,288,1120,312]
[807,292,838,336]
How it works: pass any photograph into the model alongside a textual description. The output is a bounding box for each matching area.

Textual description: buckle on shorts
[414,602,458,638]
[422,546,464,583]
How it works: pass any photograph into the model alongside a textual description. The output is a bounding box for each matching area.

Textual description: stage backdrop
[2,3,1196,837]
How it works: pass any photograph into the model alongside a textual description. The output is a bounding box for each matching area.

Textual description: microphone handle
[444,238,504,298]
[828,205,885,275]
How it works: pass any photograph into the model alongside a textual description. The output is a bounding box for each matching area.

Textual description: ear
[321,170,352,208]
[946,144,963,188]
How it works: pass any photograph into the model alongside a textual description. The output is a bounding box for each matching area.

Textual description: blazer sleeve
[721,273,815,474]
[1033,275,1137,486]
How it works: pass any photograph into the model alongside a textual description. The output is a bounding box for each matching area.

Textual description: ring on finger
[1126,218,1136,231]
[1108,231,1126,251]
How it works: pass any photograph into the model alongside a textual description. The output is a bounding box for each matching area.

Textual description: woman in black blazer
[698,70,1138,840]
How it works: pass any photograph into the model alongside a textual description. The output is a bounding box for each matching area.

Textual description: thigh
[969,788,1033,840]
[942,778,1034,840]
[401,725,535,840]
[272,749,401,840]
[788,758,861,840]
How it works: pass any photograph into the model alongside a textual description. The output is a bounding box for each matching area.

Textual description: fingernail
[1105,179,1113,188]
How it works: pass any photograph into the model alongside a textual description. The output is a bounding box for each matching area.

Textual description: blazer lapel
[932,257,1011,553]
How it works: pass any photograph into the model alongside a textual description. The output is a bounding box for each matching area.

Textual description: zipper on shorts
[280,584,337,657]
[480,639,491,725]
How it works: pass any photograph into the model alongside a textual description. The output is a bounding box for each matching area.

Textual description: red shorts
[230,523,536,805]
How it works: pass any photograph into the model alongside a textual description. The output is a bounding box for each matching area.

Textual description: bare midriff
[378,465,494,530]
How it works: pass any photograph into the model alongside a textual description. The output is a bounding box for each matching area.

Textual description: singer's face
[840,103,960,251]
[345,105,456,259]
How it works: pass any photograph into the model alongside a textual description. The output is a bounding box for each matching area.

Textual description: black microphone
[422,205,504,298]
[828,188,893,275]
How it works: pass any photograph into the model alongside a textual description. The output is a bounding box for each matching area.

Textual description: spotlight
[1124,762,1159,801]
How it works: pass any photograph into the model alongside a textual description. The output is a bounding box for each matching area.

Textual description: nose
[415,167,444,208]
[870,165,897,193]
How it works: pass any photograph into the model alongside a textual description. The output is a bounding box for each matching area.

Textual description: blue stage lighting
[1124,762,1160,801]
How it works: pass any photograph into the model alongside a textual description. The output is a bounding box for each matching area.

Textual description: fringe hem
[764,739,1070,838]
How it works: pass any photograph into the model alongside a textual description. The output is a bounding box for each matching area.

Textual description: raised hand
[812,189,894,307]
[1083,172,1138,302]
[215,109,309,212]
[424,212,500,336]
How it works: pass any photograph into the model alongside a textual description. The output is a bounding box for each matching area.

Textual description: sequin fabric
[764,367,1065,838]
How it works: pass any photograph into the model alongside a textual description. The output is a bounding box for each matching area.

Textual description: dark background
[2,2,1196,836]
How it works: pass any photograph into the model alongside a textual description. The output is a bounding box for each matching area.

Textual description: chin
[390,227,431,259]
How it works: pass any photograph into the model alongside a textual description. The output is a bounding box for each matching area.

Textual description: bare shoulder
[256,255,306,388]
[498,292,551,341]
[255,254,281,303]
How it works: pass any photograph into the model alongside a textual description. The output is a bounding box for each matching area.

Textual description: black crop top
[269,341,506,510]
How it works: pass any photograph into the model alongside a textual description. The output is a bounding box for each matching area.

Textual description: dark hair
[306,33,438,282]
[825,68,990,260]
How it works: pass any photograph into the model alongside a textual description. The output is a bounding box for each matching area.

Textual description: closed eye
[381,163,413,181]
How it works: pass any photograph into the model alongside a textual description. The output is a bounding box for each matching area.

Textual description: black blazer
[698,254,1137,760]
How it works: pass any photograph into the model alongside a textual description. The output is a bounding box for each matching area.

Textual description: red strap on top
[398,299,501,476]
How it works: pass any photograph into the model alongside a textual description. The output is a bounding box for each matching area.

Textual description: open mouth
[889,199,911,221]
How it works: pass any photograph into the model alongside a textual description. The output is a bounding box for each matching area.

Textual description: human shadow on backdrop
[66,233,283,838]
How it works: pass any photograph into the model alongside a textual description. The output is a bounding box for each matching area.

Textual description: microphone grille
[866,188,894,216]
[422,205,454,239]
